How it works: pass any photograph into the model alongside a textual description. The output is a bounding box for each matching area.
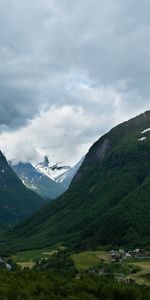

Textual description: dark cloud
[0,0,150,163]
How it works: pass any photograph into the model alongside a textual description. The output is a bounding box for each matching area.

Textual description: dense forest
[0,251,149,299]
[0,268,150,299]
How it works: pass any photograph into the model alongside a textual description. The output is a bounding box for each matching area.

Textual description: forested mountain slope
[0,151,46,227]
[4,110,150,251]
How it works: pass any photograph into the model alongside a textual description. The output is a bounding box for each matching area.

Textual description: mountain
[4,110,150,252]
[0,151,47,227]
[55,157,85,189]
[10,156,83,199]
[35,156,71,181]
[10,161,65,199]
[34,155,84,191]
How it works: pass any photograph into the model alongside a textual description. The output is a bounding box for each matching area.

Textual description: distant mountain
[34,155,84,191]
[35,156,71,181]
[0,151,46,227]
[55,157,85,189]
[10,161,65,199]
[6,110,150,252]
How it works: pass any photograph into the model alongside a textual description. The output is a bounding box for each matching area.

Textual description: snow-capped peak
[35,156,71,181]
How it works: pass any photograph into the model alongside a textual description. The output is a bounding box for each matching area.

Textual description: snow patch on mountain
[35,155,71,181]
[34,155,85,190]
[141,128,150,134]
[55,156,85,189]
[138,137,146,141]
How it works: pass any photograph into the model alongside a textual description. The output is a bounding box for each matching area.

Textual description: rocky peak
[43,155,49,166]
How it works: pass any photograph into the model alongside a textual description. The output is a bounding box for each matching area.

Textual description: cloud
[0,105,90,164]
[0,85,145,165]
[0,0,150,163]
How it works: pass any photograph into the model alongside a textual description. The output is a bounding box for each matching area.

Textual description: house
[109,251,122,262]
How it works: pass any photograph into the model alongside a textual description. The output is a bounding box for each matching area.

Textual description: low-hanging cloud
[0,0,150,163]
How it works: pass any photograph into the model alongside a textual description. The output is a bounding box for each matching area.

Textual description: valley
[4,247,150,286]
[1,0,150,297]
[3,110,150,253]
[1,111,150,299]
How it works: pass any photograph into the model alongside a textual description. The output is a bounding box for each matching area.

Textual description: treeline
[0,251,149,299]
[0,269,149,300]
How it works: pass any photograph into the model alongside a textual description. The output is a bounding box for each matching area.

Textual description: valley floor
[11,247,150,286]
[0,247,150,299]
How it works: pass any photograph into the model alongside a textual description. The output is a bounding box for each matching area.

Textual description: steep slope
[0,151,47,227]
[10,162,64,199]
[4,110,150,251]
[55,157,85,189]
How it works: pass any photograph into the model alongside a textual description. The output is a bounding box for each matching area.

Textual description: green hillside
[0,151,47,227]
[3,110,150,251]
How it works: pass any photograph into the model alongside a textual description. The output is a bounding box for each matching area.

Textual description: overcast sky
[0,0,150,165]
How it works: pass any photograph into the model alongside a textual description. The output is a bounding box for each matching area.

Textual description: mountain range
[3,110,150,252]
[10,161,65,199]
[35,155,84,190]
[10,156,84,199]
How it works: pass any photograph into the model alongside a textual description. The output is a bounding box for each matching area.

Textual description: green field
[12,248,58,268]
[126,260,150,285]
[13,249,110,270]
[71,250,150,286]
[71,250,109,270]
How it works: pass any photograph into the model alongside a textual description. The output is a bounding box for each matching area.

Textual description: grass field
[126,260,150,285]
[71,251,150,286]
[17,261,35,269]
[12,249,109,270]
[71,250,109,270]
[12,248,58,268]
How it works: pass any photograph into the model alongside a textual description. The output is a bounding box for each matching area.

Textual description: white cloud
[0,83,147,164]
[0,0,150,163]
[0,105,90,165]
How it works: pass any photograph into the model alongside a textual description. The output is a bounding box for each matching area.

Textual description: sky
[0,0,150,165]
